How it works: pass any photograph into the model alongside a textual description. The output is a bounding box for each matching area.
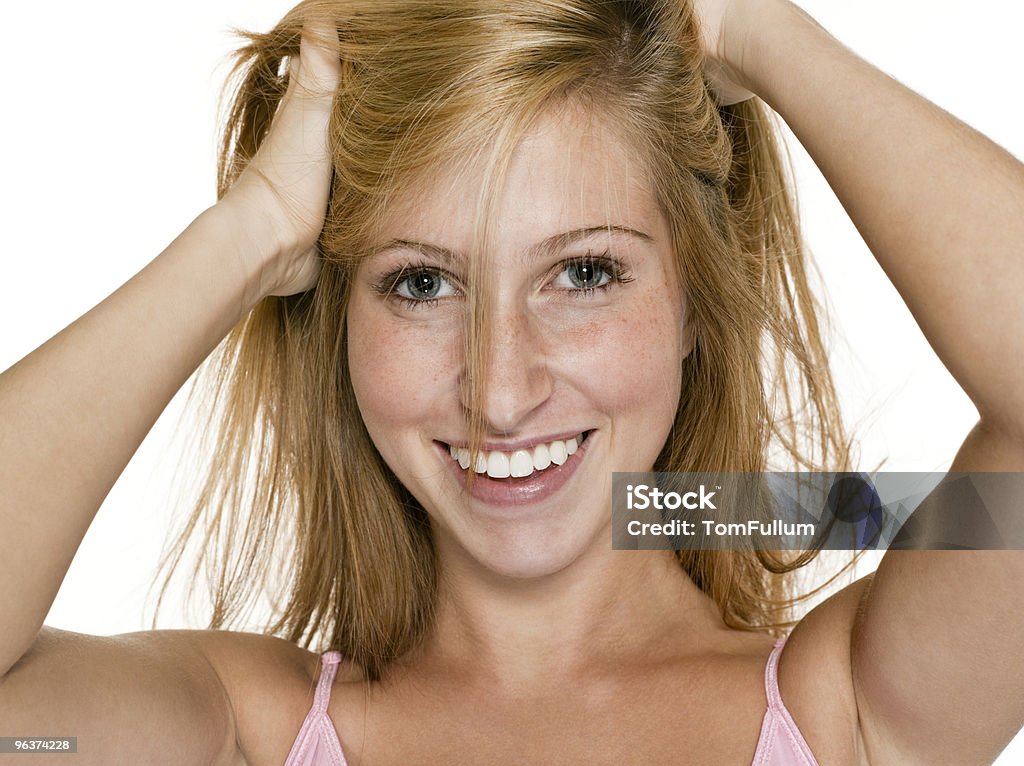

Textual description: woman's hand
[218,22,342,298]
[690,0,775,105]
[0,26,346,681]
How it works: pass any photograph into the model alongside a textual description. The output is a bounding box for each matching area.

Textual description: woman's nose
[459,307,553,434]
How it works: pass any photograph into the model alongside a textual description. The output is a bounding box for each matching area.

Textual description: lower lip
[436,433,592,507]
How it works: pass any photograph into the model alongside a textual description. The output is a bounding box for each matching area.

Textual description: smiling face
[346,101,691,579]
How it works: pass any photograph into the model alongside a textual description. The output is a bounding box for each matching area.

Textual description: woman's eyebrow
[374,239,457,263]
[372,225,653,264]
[530,225,653,257]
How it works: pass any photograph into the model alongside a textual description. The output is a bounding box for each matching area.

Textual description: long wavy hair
[151,0,860,680]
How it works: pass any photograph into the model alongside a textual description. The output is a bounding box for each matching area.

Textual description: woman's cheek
[562,297,683,411]
[348,310,459,437]
[552,296,683,474]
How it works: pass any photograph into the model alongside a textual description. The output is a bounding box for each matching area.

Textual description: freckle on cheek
[349,315,461,430]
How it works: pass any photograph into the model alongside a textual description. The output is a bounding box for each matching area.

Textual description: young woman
[2,0,1022,764]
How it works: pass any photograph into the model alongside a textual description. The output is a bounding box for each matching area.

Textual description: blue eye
[551,255,625,293]
[562,259,611,290]
[395,269,457,301]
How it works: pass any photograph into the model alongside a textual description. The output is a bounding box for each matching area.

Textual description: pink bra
[283,635,819,765]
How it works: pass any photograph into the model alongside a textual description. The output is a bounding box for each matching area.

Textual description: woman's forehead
[369,102,667,254]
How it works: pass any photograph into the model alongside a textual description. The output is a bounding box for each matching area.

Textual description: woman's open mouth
[435,430,594,507]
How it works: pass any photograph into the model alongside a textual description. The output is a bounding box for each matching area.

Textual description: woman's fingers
[690,0,757,105]
[289,22,344,99]
[254,22,340,232]
[221,21,342,297]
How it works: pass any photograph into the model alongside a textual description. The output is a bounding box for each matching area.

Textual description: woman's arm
[706,1,1024,762]
[0,23,338,762]
[0,206,269,675]
[734,1,1024,436]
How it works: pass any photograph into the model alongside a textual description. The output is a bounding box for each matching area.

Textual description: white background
[1,0,1021,760]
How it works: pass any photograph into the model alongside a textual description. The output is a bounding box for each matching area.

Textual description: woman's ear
[681,312,696,359]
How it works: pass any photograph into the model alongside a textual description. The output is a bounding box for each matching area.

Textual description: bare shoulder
[777,571,876,766]
[97,627,365,765]
[1,625,317,766]
[190,629,364,766]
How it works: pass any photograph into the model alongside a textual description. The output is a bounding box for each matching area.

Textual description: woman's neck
[406,538,727,694]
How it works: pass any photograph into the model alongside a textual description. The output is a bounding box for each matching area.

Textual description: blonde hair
[152,0,860,680]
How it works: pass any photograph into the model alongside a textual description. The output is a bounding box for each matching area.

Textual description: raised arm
[0,24,339,763]
[697,0,1024,762]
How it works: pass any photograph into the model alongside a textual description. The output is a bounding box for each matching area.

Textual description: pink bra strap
[313,651,343,713]
[762,634,820,765]
[764,636,788,709]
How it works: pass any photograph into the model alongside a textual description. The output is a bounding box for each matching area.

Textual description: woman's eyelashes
[548,253,636,295]
[371,251,636,309]
[393,265,458,302]
[370,261,460,309]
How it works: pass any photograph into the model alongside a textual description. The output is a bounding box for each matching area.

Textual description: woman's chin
[456,523,604,581]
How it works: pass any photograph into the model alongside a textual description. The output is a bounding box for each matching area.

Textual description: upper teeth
[448,434,584,479]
